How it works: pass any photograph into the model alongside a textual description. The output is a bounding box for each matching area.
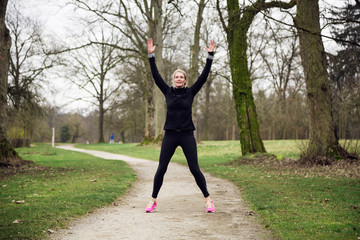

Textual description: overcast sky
[14,0,352,114]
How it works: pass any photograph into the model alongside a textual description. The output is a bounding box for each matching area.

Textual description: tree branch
[216,0,228,34]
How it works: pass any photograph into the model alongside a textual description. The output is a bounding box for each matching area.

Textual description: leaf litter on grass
[227,155,360,179]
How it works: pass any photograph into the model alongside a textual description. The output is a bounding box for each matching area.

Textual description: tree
[189,0,207,85]
[68,29,123,143]
[6,1,57,141]
[7,2,54,110]
[294,0,352,162]
[71,0,180,143]
[149,0,166,138]
[0,0,29,167]
[329,0,360,139]
[258,25,302,139]
[60,125,71,143]
[217,0,296,155]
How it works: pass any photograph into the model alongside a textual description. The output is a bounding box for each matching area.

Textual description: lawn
[0,143,136,240]
[75,140,360,240]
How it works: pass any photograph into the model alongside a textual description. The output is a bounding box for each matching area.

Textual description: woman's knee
[189,165,202,176]
[155,165,168,176]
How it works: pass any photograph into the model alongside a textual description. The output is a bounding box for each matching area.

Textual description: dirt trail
[51,145,270,240]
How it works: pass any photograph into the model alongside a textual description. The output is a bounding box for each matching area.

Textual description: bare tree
[294,0,355,162]
[216,0,296,155]
[67,29,123,143]
[71,0,179,143]
[258,25,302,139]
[0,0,29,167]
[6,1,59,142]
[189,0,208,85]
[7,2,54,109]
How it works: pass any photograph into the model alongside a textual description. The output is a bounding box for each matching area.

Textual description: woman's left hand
[205,40,216,52]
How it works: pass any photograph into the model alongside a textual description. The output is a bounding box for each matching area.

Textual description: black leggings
[151,130,210,198]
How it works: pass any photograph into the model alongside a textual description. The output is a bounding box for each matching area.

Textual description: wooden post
[52,127,55,147]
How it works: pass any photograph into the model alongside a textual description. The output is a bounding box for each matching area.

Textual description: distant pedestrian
[109,133,114,144]
[145,38,216,213]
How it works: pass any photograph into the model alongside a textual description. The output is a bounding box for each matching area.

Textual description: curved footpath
[51,145,271,240]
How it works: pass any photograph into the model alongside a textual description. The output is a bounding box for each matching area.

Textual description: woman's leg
[180,131,210,198]
[151,131,178,198]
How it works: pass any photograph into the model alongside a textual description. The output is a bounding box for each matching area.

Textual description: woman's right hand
[147,38,156,53]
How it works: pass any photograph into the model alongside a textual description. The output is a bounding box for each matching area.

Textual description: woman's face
[173,72,186,88]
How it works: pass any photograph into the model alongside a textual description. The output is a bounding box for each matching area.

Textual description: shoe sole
[145,207,156,213]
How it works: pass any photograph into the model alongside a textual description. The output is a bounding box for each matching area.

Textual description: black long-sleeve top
[149,52,214,131]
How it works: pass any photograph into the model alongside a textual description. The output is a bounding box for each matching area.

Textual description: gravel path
[51,145,271,240]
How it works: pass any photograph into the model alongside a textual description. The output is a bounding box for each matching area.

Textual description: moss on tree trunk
[226,0,266,155]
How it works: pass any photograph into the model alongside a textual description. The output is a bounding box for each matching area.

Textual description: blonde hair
[172,69,188,87]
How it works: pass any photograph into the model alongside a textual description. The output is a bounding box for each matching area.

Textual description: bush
[10,138,31,148]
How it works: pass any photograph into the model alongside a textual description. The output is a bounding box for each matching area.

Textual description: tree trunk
[221,0,296,155]
[203,76,212,140]
[226,0,265,155]
[152,0,165,138]
[189,0,206,85]
[98,98,105,143]
[190,0,207,141]
[0,0,29,167]
[294,0,345,161]
[232,122,236,140]
[144,72,156,142]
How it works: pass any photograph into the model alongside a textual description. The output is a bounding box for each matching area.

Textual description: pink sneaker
[145,199,157,213]
[206,200,215,213]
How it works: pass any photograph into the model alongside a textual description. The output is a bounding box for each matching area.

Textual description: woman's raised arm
[147,38,169,94]
[191,40,216,95]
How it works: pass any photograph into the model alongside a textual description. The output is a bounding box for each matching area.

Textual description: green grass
[76,140,360,240]
[0,143,136,240]
[210,164,360,240]
[75,140,302,167]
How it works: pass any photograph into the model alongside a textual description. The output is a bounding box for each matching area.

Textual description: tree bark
[203,73,213,140]
[144,71,156,141]
[225,0,265,155]
[189,0,206,86]
[191,0,207,141]
[294,0,346,161]
[220,0,295,155]
[151,0,166,138]
[0,0,29,167]
[98,98,105,143]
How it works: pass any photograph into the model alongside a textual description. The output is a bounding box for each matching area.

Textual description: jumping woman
[145,38,216,213]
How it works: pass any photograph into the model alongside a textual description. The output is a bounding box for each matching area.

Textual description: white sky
[13,0,352,114]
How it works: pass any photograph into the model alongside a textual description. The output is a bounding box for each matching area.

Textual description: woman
[145,38,216,213]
